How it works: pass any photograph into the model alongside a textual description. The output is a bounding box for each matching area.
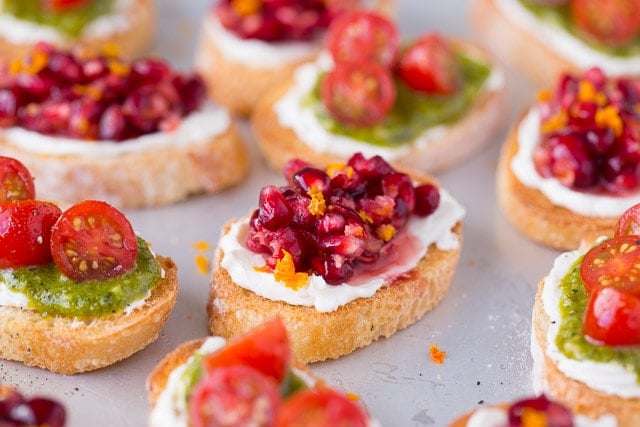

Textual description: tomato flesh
[321,60,395,127]
[571,0,640,46]
[49,200,137,282]
[0,200,61,268]
[0,156,35,202]
[580,235,640,296]
[583,286,640,346]
[189,365,281,427]
[203,317,290,383]
[43,0,88,12]
[326,11,399,67]
[274,388,368,427]
[397,33,461,95]
[614,203,640,236]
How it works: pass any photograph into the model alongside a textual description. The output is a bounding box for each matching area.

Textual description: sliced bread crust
[250,40,505,174]
[207,221,462,364]
[0,255,178,375]
[496,116,614,250]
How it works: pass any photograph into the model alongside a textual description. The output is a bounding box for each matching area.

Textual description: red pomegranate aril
[547,133,598,188]
[320,235,365,258]
[312,254,355,285]
[357,195,395,223]
[414,184,440,217]
[0,386,25,415]
[264,227,308,270]
[45,52,82,83]
[0,89,18,126]
[131,59,171,84]
[381,172,416,211]
[348,153,393,179]
[286,194,315,228]
[81,57,109,80]
[316,212,346,236]
[258,185,293,231]
[292,167,330,193]
[99,105,127,140]
[15,74,53,102]
[283,158,311,183]
[604,163,640,193]
[174,75,206,114]
[585,128,616,155]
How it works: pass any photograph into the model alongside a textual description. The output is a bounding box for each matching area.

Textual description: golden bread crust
[532,281,640,426]
[207,220,462,364]
[0,256,178,375]
[496,115,614,250]
[250,39,505,174]
[0,0,155,61]
[469,0,581,87]
[0,120,249,209]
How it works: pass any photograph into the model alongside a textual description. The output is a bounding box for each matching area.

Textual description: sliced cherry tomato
[203,317,290,383]
[326,11,399,67]
[275,388,368,427]
[189,365,281,427]
[571,0,640,46]
[49,200,137,282]
[42,0,88,12]
[580,235,640,295]
[321,61,395,127]
[0,200,61,268]
[0,156,35,202]
[583,286,640,346]
[508,395,573,427]
[614,203,640,236]
[396,33,462,95]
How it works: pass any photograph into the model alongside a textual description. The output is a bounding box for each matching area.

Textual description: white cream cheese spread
[219,188,465,313]
[511,107,640,217]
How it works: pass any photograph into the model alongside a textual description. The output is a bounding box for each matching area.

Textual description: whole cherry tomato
[189,365,281,427]
[43,0,88,12]
[50,200,138,281]
[321,60,395,127]
[203,317,290,383]
[614,203,640,236]
[326,11,399,67]
[397,33,462,95]
[0,156,35,202]
[275,388,368,427]
[571,0,640,46]
[583,286,640,346]
[579,235,640,296]
[0,200,62,268]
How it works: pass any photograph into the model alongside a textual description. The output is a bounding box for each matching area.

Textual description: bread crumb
[429,343,446,365]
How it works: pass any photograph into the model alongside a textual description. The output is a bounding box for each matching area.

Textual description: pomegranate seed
[258,185,293,230]
[131,58,170,84]
[292,166,330,193]
[548,135,598,188]
[81,57,109,80]
[320,235,365,257]
[46,52,82,83]
[414,184,440,217]
[357,195,395,223]
[382,172,415,211]
[287,194,315,228]
[348,153,393,178]
[311,254,355,285]
[316,212,346,235]
[100,105,127,140]
[0,89,18,126]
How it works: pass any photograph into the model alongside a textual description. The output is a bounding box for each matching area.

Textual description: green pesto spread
[555,256,640,381]
[305,52,491,147]
[519,0,640,57]
[1,237,161,318]
[1,0,114,37]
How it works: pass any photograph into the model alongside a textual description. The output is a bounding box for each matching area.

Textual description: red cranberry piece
[381,172,415,211]
[508,395,572,427]
[548,134,598,188]
[99,105,128,141]
[131,58,171,84]
[319,234,365,258]
[258,185,293,230]
[283,158,311,183]
[312,254,355,285]
[316,212,346,236]
[292,166,330,193]
[0,89,18,127]
[414,184,440,217]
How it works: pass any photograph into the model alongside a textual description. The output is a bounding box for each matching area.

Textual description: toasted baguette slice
[250,40,505,174]
[207,221,462,364]
[194,0,395,116]
[0,256,178,375]
[532,281,640,426]
[496,115,614,250]
[0,114,248,209]
[0,0,154,62]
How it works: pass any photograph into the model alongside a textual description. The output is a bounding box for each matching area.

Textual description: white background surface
[0,1,563,426]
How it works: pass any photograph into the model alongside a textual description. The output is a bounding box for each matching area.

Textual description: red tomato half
[614,203,640,236]
[397,33,462,95]
[43,0,88,12]
[0,156,35,202]
[189,365,281,427]
[321,61,395,127]
[326,11,399,67]
[275,388,368,427]
[203,317,290,383]
[583,286,640,346]
[580,235,640,295]
[571,0,640,46]
[0,200,61,268]
[50,200,138,282]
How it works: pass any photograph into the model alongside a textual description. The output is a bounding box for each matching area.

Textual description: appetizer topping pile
[507,395,573,427]
[246,152,440,285]
[187,318,368,426]
[524,0,640,49]
[321,11,463,128]
[2,0,112,37]
[533,67,640,194]
[0,385,66,427]
[214,0,348,42]
[580,203,640,346]
[0,42,206,141]
[0,155,137,282]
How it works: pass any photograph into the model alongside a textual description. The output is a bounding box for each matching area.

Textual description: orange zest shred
[429,344,446,365]
[253,265,271,273]
[521,407,548,427]
[273,250,308,290]
[231,0,262,16]
[192,240,211,251]
[345,392,360,401]
[325,162,347,178]
[307,186,326,217]
[358,210,373,224]
[194,254,209,275]
[577,80,607,105]
[376,224,396,242]
[540,110,568,134]
[536,90,552,102]
[108,59,131,76]
[595,105,623,137]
